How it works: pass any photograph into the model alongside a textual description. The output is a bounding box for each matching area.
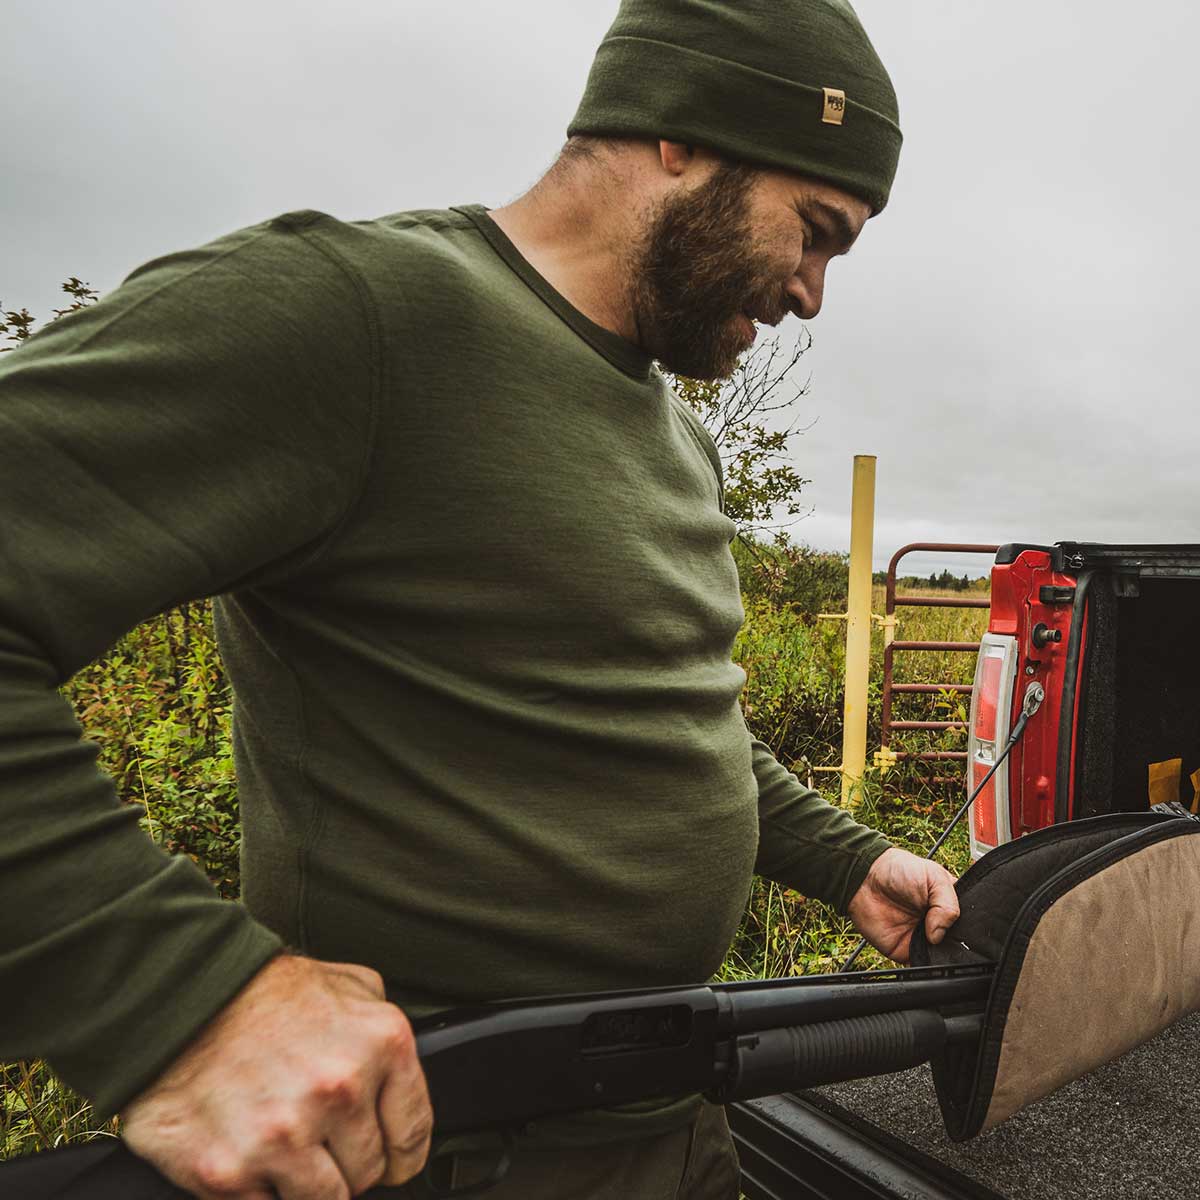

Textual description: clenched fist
[121,955,432,1199]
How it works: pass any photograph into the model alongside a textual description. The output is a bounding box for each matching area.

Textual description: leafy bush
[733,536,849,617]
[64,600,241,897]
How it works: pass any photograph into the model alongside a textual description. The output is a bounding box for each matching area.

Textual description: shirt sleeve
[0,211,377,1116]
[752,737,892,913]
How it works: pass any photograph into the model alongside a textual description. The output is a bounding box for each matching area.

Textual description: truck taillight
[967,633,1018,859]
[970,760,999,847]
[974,653,1001,742]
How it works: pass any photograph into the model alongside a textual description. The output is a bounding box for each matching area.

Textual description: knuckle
[341,962,385,995]
[384,1140,432,1186]
[256,1112,302,1153]
[191,1152,250,1196]
[378,1007,416,1056]
[310,1069,364,1109]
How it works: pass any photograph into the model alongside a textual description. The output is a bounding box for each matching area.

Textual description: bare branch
[666,333,815,534]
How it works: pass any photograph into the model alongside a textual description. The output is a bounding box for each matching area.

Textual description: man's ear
[658,140,697,176]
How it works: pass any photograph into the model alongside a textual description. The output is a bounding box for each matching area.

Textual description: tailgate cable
[839,681,1046,973]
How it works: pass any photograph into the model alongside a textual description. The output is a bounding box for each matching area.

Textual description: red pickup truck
[733,542,1200,1200]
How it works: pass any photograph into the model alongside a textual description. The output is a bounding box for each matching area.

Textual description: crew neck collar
[453,204,655,382]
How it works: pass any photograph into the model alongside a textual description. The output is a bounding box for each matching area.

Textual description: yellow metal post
[841,455,876,804]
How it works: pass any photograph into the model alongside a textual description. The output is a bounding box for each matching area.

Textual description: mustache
[742,287,792,328]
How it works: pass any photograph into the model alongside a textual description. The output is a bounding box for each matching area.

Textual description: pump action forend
[5,963,993,1198]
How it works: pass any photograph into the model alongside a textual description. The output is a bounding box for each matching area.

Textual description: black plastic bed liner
[731,1092,1004,1200]
[751,1010,1200,1200]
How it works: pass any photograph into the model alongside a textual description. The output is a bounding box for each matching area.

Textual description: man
[0,2,957,1198]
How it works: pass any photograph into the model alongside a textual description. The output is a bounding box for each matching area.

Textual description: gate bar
[880,542,998,770]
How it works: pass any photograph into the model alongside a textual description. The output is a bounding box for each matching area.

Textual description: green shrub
[732,536,849,616]
[63,600,240,897]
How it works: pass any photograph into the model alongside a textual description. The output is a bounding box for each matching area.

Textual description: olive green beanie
[567,0,902,212]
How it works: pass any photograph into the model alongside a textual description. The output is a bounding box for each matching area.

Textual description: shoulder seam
[69,229,277,356]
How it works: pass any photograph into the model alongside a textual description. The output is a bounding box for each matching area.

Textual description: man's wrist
[837,836,894,915]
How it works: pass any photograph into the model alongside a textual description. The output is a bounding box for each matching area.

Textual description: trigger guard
[420,1128,514,1197]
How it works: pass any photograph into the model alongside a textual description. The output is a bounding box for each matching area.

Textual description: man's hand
[121,955,432,1200]
[846,847,960,964]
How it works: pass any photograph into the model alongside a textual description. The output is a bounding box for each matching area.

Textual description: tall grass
[1,575,990,1160]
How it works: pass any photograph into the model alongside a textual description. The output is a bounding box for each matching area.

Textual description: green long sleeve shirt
[0,204,889,1122]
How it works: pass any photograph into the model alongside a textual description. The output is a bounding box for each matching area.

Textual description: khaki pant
[384,1101,741,1200]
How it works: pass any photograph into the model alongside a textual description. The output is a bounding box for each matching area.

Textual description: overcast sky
[4,2,1197,577]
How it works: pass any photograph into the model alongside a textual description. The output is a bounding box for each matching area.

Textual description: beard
[630,160,789,381]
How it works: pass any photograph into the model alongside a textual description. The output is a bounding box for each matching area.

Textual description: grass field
[0,570,991,1161]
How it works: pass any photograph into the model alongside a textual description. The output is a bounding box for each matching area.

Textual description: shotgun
[2,962,993,1199]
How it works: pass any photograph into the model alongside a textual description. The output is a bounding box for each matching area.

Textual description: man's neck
[489,169,643,345]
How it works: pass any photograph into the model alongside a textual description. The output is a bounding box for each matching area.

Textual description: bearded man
[0,2,958,1198]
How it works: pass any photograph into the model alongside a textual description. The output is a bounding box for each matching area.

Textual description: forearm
[752,738,891,913]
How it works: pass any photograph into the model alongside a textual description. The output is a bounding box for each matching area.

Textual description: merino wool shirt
[0,205,890,1120]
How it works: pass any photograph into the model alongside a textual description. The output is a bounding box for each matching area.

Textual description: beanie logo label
[822,87,847,126]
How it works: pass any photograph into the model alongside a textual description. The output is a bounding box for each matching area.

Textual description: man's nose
[786,261,827,319]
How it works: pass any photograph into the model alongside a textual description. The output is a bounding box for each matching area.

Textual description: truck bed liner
[804,1010,1200,1198]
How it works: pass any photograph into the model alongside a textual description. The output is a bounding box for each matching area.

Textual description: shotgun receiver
[4,963,993,1199]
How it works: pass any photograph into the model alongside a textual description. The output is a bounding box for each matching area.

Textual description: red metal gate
[878,543,997,768]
